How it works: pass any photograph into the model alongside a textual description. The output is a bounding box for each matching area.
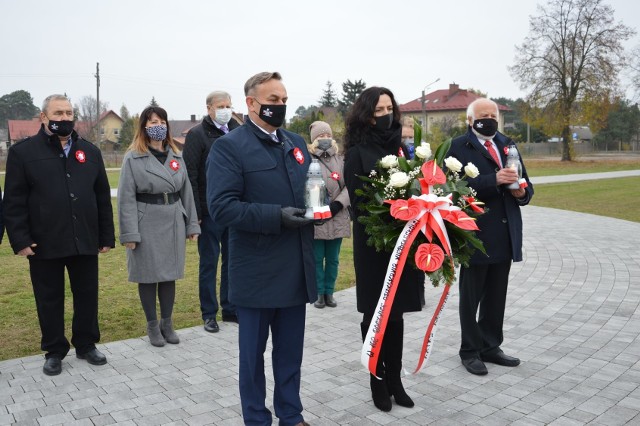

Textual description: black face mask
[254,99,286,128]
[373,113,393,132]
[472,118,498,137]
[47,120,75,137]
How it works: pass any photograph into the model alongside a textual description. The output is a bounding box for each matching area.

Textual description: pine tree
[338,79,366,116]
[318,81,338,107]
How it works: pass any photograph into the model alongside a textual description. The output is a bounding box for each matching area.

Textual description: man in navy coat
[447,98,534,376]
[206,72,315,426]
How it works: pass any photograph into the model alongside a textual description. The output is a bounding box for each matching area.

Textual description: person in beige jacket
[308,121,351,308]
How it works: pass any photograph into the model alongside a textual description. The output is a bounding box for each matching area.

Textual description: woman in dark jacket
[344,87,424,412]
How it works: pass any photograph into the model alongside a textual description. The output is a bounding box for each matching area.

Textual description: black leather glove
[281,207,313,228]
[329,201,343,217]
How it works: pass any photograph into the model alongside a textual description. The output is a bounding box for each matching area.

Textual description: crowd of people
[0,73,532,425]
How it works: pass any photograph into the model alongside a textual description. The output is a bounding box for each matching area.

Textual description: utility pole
[421,78,440,140]
[95,62,100,143]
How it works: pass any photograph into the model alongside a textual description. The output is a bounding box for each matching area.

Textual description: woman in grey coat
[308,121,351,309]
[118,106,200,347]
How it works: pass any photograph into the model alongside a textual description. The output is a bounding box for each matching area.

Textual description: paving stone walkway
[2,173,640,425]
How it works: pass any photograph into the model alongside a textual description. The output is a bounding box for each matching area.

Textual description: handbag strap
[314,155,345,190]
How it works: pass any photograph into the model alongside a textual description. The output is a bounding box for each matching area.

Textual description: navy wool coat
[447,128,534,264]
[205,120,317,308]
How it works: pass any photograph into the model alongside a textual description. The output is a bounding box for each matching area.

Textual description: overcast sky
[1,0,638,122]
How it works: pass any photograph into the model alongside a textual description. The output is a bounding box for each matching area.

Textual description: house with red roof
[399,83,510,134]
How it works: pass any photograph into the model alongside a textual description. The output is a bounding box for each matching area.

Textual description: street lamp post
[421,78,440,139]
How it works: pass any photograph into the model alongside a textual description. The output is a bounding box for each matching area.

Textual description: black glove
[329,201,343,217]
[281,207,313,228]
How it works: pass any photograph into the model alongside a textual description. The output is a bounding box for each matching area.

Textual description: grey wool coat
[118,148,200,283]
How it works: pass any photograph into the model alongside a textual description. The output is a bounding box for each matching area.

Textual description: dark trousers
[198,214,235,320]
[28,255,100,359]
[459,261,511,360]
[237,305,306,426]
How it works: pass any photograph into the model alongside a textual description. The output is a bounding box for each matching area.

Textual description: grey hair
[466,98,499,121]
[206,91,231,105]
[42,94,71,113]
[244,72,282,96]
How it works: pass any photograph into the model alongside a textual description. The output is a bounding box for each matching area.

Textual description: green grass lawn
[531,177,640,222]
[0,202,355,361]
[0,157,638,360]
[524,157,640,176]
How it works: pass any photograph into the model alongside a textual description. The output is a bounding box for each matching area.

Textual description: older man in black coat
[183,90,240,333]
[3,94,115,376]
[447,98,533,376]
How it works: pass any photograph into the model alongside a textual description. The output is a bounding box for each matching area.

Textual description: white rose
[444,156,463,172]
[389,171,410,188]
[414,143,432,159]
[464,162,480,178]
[380,155,398,169]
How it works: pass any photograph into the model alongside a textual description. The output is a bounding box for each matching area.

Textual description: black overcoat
[3,126,115,259]
[447,128,534,264]
[183,116,240,220]
[344,134,424,316]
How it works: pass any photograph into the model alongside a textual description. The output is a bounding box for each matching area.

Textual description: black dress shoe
[204,318,219,333]
[43,356,62,376]
[77,348,107,365]
[481,351,520,367]
[462,357,488,375]
[222,314,238,324]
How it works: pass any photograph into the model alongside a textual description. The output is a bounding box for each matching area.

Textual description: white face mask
[213,108,232,126]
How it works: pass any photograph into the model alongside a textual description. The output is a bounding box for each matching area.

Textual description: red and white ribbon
[361,161,480,375]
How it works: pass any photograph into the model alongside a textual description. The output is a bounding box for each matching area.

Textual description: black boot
[384,320,414,408]
[361,321,392,412]
[314,294,325,308]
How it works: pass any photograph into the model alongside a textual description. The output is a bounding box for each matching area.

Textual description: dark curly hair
[344,86,400,150]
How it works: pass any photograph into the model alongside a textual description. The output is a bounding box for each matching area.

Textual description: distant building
[399,83,510,133]
[7,110,124,151]
[169,115,200,147]
[570,126,592,143]
[96,110,124,151]
[170,112,245,148]
[548,126,593,143]
[7,118,40,144]
[0,128,8,152]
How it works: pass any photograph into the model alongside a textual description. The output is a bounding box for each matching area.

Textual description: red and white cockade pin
[75,150,86,163]
[503,146,509,155]
[398,147,405,157]
[331,171,340,181]
[293,147,304,164]
[169,160,180,171]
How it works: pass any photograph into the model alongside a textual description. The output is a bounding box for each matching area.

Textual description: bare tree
[510,0,634,160]
[76,95,109,141]
[629,45,640,101]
